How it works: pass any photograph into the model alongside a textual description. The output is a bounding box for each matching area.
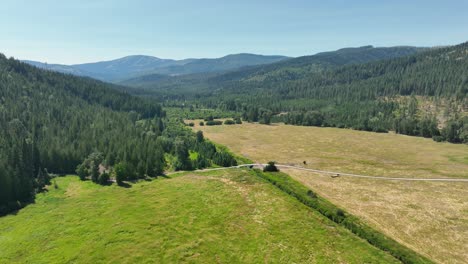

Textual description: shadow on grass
[0,199,36,217]
[117,182,132,188]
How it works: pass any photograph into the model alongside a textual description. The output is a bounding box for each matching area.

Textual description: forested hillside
[122,45,425,91]
[208,45,426,84]
[127,42,467,143]
[0,55,236,215]
[220,42,468,142]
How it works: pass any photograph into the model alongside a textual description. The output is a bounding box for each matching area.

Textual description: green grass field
[191,121,468,263]
[0,170,398,263]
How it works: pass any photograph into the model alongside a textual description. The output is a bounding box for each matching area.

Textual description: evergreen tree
[196,131,204,143]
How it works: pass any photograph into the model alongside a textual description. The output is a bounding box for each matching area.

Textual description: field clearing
[191,121,468,263]
[0,171,398,264]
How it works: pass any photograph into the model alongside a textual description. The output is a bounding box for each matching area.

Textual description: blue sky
[1,0,467,64]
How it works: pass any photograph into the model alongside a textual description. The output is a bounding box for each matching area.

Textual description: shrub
[336,209,345,218]
[98,172,110,185]
[263,161,279,172]
[307,189,317,198]
[114,162,128,185]
[76,163,88,180]
[205,120,223,126]
[187,122,194,127]
[224,119,235,125]
[199,121,205,126]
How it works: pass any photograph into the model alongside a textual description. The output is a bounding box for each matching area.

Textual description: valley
[1,3,466,262]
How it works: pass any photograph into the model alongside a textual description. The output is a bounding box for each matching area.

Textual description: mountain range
[22,46,429,86]
[121,45,428,90]
[23,54,289,82]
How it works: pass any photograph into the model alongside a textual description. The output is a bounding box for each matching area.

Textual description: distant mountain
[23,54,289,82]
[21,60,90,76]
[71,55,192,81]
[152,53,289,76]
[122,45,426,89]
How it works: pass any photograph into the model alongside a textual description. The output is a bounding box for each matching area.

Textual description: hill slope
[0,170,400,263]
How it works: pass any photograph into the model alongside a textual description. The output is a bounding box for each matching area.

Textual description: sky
[1,0,467,64]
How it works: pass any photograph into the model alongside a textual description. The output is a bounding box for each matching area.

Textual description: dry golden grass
[191,121,468,264]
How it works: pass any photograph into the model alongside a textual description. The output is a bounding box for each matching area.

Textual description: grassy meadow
[191,121,468,263]
[0,170,398,264]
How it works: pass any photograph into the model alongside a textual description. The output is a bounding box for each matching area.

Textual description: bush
[187,122,194,127]
[224,119,235,125]
[205,120,223,126]
[263,161,279,172]
[234,117,243,124]
[76,164,88,180]
[98,172,110,185]
[307,189,317,198]
[199,121,205,126]
[114,162,128,185]
[336,209,345,218]
[432,135,445,142]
